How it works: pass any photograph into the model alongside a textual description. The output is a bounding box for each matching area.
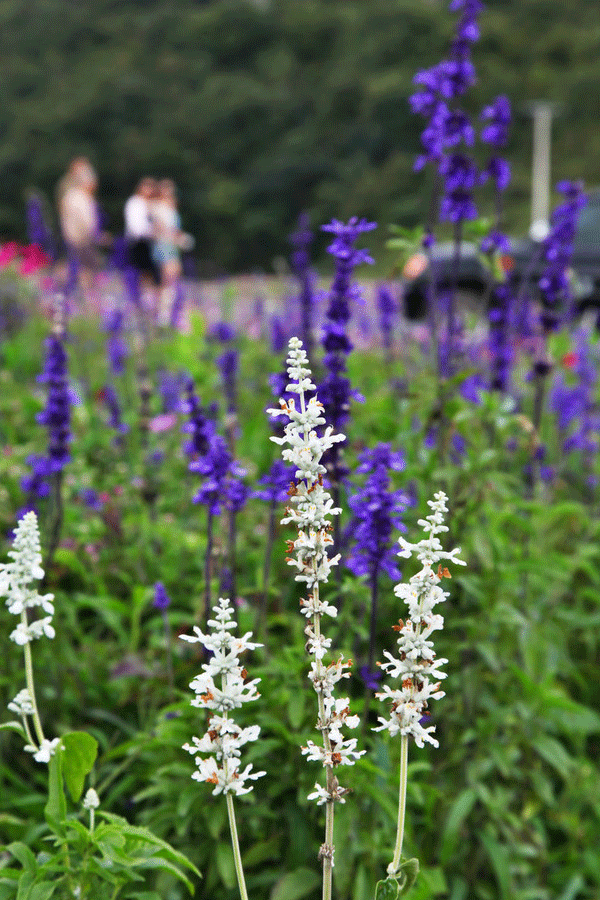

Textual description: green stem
[22,618,45,746]
[388,734,408,876]
[226,791,249,900]
[313,604,335,900]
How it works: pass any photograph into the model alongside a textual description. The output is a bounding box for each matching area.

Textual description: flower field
[3,1,600,898]
[2,229,600,900]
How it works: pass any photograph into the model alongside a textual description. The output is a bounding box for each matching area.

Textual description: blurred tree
[0,0,597,270]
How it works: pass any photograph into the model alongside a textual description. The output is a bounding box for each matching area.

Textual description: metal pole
[530,101,553,238]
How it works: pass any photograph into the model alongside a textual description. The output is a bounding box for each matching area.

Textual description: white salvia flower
[270,337,364,818]
[24,737,61,764]
[1,512,55,645]
[181,597,265,796]
[374,491,466,748]
[7,689,35,716]
[83,788,100,810]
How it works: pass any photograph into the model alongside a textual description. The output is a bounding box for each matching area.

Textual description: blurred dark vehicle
[402,189,600,319]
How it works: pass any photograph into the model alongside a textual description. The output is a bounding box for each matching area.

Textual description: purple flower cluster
[345,444,408,584]
[25,194,56,260]
[100,384,129,437]
[550,330,599,468]
[410,0,484,223]
[319,217,376,433]
[22,330,72,504]
[36,334,72,473]
[376,283,397,359]
[181,379,247,516]
[538,181,587,334]
[252,459,291,506]
[104,308,130,376]
[289,212,316,359]
[488,282,514,392]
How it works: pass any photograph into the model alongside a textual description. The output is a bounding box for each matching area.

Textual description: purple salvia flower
[104,308,130,376]
[252,459,292,505]
[345,445,408,584]
[36,334,71,473]
[153,582,171,611]
[319,217,375,432]
[100,384,128,435]
[169,279,186,330]
[488,283,514,392]
[376,283,397,359]
[346,443,409,689]
[538,181,587,334]
[289,212,316,359]
[25,194,56,260]
[216,348,238,415]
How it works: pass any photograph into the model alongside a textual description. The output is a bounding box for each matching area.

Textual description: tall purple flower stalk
[104,308,130,377]
[27,323,72,567]
[319,217,376,557]
[410,0,484,375]
[100,384,129,442]
[251,458,292,632]
[550,329,599,486]
[25,193,56,261]
[532,181,587,436]
[345,445,409,687]
[376,283,397,364]
[182,378,247,617]
[290,212,316,361]
[488,282,514,392]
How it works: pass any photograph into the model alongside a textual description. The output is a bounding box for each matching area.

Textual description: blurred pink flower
[149,413,177,434]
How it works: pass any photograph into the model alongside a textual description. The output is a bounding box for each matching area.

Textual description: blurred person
[151,179,193,324]
[57,157,102,291]
[124,178,161,290]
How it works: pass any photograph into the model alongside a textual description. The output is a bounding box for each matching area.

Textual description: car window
[574,202,600,249]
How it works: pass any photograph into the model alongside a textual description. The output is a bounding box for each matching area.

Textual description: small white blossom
[83,788,100,810]
[7,689,35,716]
[374,492,466,748]
[181,597,265,796]
[24,737,61,764]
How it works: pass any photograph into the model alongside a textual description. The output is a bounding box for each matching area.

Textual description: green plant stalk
[21,613,45,746]
[226,775,249,900]
[219,670,250,900]
[313,599,335,900]
[388,734,408,877]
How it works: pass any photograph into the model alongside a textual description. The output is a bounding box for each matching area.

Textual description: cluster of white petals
[270,338,364,808]
[269,338,344,593]
[1,512,55,646]
[181,597,266,796]
[7,689,35,717]
[24,737,61,764]
[374,492,466,748]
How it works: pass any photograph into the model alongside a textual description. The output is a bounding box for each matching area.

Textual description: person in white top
[124,178,160,287]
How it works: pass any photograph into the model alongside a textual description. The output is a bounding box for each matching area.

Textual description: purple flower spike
[36,334,72,473]
[153,582,171,611]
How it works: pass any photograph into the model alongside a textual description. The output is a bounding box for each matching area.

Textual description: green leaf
[270,866,321,900]
[216,841,236,890]
[28,883,57,900]
[0,721,27,740]
[44,747,66,834]
[375,878,401,900]
[4,842,37,875]
[61,731,98,803]
[440,788,478,863]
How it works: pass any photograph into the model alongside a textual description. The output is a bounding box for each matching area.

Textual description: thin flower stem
[388,734,408,876]
[22,621,45,746]
[226,791,249,900]
[313,596,335,900]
